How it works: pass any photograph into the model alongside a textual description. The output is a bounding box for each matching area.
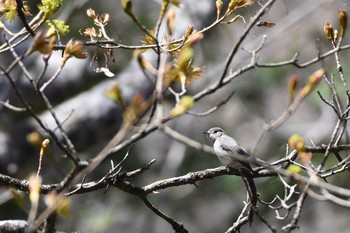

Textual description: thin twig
[0,100,26,112]
[281,186,308,233]
[218,0,277,85]
[141,196,188,233]
[39,67,63,92]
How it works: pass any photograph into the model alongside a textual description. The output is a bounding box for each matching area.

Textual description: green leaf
[39,0,62,16]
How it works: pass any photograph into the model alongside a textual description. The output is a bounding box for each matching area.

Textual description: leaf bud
[339,10,347,37]
[324,22,335,41]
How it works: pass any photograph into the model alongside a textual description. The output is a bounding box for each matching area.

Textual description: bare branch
[281,187,308,233]
[0,100,26,112]
[218,0,277,85]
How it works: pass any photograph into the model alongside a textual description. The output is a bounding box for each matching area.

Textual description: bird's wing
[218,136,251,157]
[236,146,252,157]
[218,135,253,171]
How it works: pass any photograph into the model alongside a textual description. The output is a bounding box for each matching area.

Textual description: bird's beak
[203,131,209,135]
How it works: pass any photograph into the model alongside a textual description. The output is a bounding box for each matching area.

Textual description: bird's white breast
[213,140,233,166]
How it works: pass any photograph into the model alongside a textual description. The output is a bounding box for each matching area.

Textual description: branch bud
[25,31,51,56]
[338,9,347,37]
[39,139,50,157]
[61,40,88,67]
[216,0,223,19]
[324,22,335,41]
[288,134,305,153]
[183,25,194,42]
[288,74,298,102]
[227,0,253,14]
[170,96,195,117]
[299,68,324,97]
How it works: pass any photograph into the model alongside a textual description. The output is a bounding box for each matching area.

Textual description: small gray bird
[203,127,253,171]
[203,127,257,224]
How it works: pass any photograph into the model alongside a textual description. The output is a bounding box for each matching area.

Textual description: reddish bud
[61,40,88,67]
[288,75,298,101]
[300,68,324,97]
[26,31,51,55]
[87,8,97,20]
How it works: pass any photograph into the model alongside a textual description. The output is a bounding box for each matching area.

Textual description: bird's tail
[240,170,258,226]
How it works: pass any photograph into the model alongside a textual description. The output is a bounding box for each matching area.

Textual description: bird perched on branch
[203,127,257,225]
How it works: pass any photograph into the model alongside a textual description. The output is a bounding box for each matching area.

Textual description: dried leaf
[95,67,115,77]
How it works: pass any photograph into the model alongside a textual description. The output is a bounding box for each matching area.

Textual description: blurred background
[1,0,350,232]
